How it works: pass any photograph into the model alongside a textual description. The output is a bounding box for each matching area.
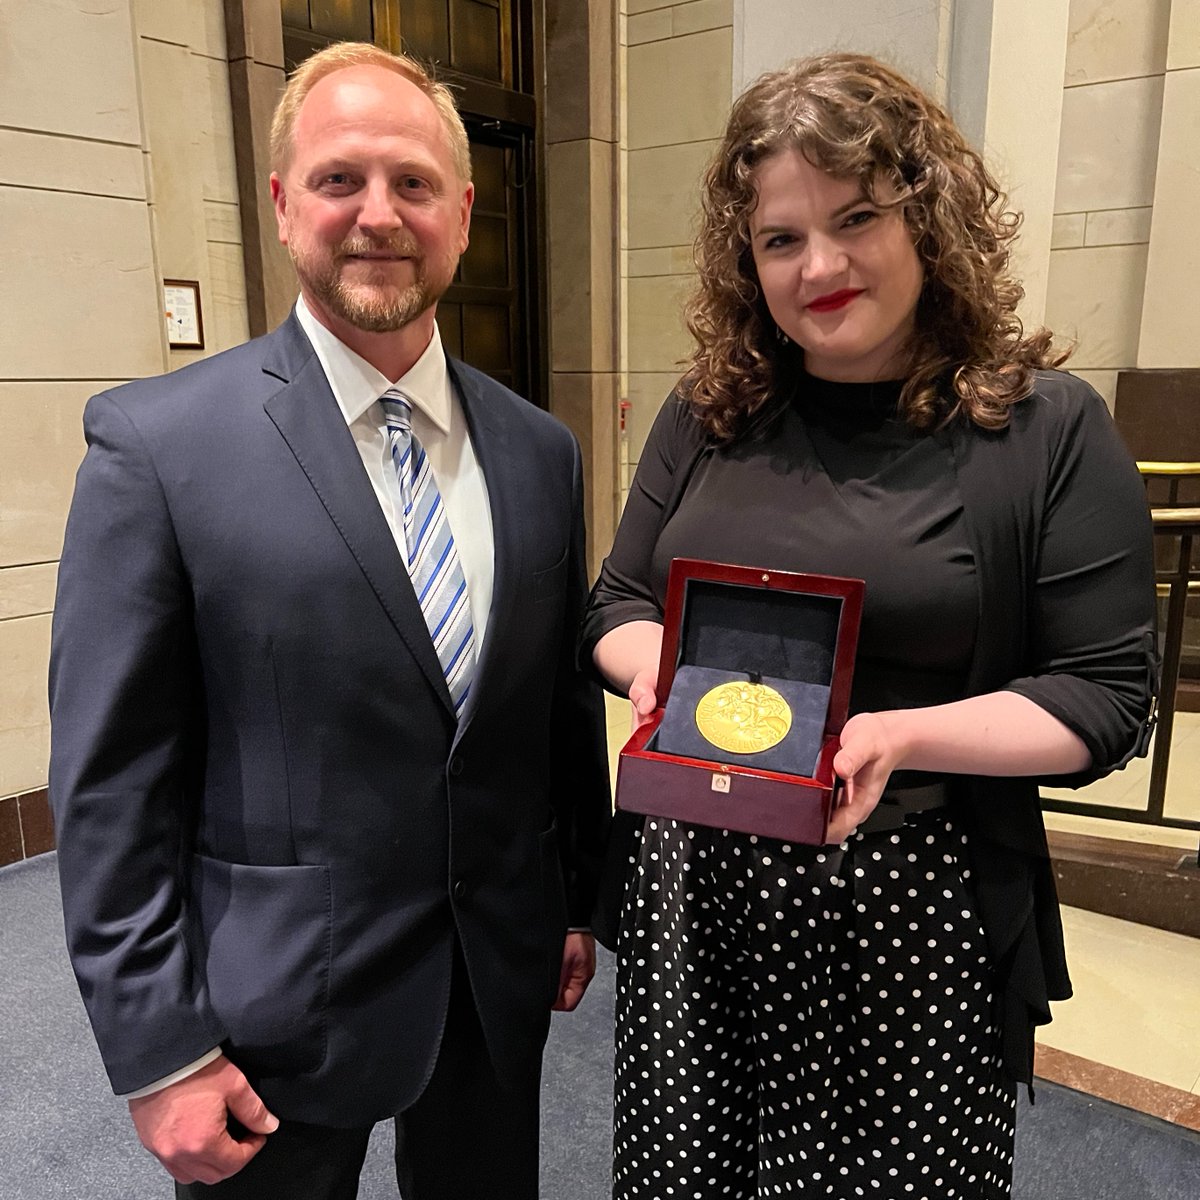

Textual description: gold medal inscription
[695,681,792,755]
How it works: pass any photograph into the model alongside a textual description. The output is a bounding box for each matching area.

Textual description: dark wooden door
[280,0,544,406]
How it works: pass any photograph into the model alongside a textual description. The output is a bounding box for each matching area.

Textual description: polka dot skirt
[612,812,1016,1199]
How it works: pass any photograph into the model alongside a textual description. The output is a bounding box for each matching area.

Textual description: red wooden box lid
[654,557,864,736]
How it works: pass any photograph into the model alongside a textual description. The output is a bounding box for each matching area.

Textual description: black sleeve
[548,436,613,925]
[1003,384,1157,781]
[578,394,706,668]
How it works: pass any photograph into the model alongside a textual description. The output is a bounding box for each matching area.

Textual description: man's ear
[458,181,474,255]
[270,173,288,246]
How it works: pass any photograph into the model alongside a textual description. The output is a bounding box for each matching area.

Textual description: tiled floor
[1044,905,1200,1095]
[602,696,1200,1117]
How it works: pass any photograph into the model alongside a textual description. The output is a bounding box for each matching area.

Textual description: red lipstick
[807,289,863,313]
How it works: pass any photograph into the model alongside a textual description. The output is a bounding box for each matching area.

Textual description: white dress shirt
[295,295,495,651]
[124,300,495,1100]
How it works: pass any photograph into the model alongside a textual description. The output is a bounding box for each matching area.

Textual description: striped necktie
[381,388,476,717]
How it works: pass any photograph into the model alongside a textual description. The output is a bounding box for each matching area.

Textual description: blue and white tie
[381,388,476,717]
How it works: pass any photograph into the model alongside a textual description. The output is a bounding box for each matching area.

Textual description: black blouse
[641,374,976,715]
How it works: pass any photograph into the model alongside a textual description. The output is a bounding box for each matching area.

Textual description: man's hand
[128,1054,279,1185]
[827,710,904,844]
[552,931,596,1012]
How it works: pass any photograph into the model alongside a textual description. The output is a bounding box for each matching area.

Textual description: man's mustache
[338,236,421,258]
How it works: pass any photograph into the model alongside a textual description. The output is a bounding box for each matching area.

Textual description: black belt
[857,781,950,835]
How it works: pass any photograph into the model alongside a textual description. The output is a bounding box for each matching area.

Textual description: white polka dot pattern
[612,814,1016,1198]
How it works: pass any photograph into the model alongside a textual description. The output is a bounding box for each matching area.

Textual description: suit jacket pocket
[190,855,332,1075]
[531,549,568,605]
[539,823,569,1002]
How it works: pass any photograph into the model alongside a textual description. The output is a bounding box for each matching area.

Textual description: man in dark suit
[48,41,610,1199]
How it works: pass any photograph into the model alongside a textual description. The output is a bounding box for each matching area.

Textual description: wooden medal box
[614,558,864,845]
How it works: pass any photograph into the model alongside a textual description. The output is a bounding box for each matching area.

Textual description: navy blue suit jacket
[48,315,611,1125]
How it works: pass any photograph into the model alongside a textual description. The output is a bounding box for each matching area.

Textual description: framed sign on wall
[164,279,204,349]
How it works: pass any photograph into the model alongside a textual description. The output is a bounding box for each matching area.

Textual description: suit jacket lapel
[262,317,455,714]
[449,359,523,731]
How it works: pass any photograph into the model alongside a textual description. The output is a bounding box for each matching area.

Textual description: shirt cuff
[121,1047,223,1100]
[567,926,592,933]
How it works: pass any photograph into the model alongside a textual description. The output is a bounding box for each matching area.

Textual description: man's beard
[290,233,452,333]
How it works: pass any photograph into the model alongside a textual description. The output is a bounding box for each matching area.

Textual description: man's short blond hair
[269,41,472,182]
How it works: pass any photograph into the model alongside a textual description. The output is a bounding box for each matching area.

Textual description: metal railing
[1040,462,1200,851]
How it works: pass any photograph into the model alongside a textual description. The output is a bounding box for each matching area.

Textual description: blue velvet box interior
[650,580,843,778]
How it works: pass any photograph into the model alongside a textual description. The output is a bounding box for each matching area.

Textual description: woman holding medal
[581,54,1156,1200]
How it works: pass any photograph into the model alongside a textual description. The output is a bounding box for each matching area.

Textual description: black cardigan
[581,370,1158,1085]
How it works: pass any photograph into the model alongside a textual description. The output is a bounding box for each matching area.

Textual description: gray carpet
[3,852,1198,1198]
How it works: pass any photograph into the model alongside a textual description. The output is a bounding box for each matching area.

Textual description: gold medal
[695,681,792,755]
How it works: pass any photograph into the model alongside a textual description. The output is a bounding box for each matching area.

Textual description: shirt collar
[294,294,453,435]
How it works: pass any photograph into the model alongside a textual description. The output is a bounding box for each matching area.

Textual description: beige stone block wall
[1043,0,1200,383]
[0,129,145,198]
[2,1,143,144]
[626,139,715,249]
[1056,75,1164,213]
[977,0,1072,328]
[0,617,53,799]
[1138,2,1200,368]
[0,0,248,812]
[622,5,732,495]
[627,275,693,374]
[1064,0,1171,85]
[1048,0,1172,406]
[1,2,156,812]
[1,190,164,382]
[1033,0,1200,386]
[1046,0,1200,376]
[733,0,949,100]
[1166,0,1200,71]
[0,385,93,569]
[1046,243,1151,405]
[1052,212,1088,249]
[137,0,250,371]
[627,26,732,148]
[1084,207,1154,247]
[0,567,58,624]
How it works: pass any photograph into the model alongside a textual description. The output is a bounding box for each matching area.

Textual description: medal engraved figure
[695,681,793,754]
[583,53,1156,1200]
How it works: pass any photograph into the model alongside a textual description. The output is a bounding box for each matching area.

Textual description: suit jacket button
[453,879,468,901]
[449,756,465,777]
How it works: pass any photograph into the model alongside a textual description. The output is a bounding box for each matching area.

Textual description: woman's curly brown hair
[683,53,1068,442]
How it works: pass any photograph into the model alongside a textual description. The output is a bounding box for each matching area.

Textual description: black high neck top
[652,373,979,715]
